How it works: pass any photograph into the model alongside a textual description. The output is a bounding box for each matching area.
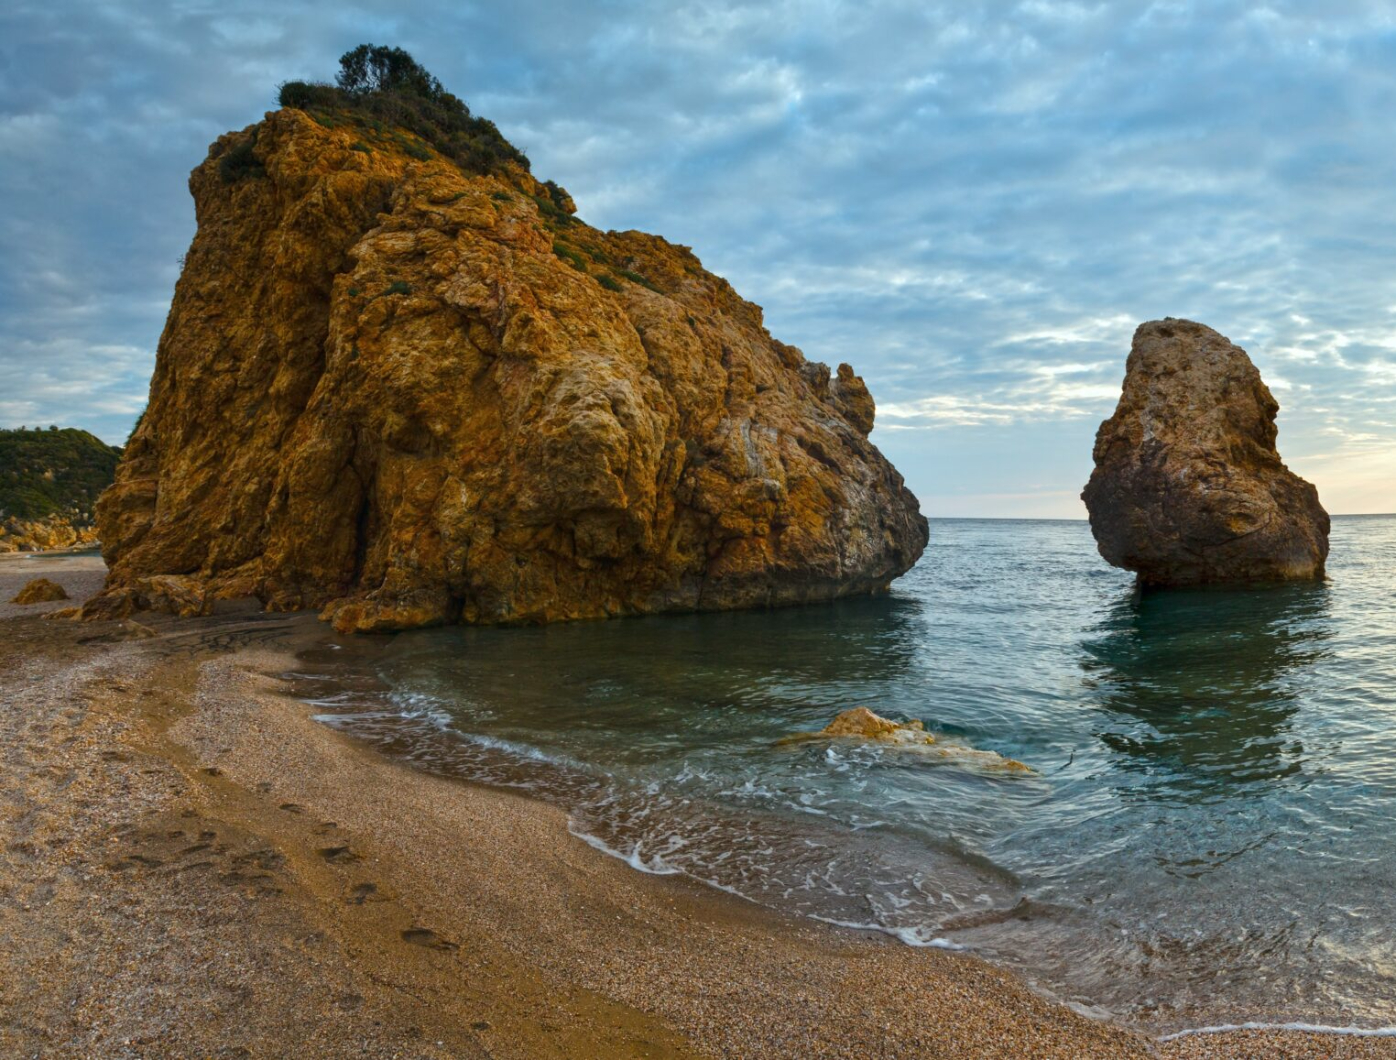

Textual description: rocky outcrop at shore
[1082,319,1329,586]
[86,94,926,630]
[0,516,99,553]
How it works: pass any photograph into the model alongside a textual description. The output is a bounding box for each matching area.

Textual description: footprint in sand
[347,882,379,905]
[401,927,458,952]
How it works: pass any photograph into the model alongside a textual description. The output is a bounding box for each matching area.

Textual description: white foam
[809,915,967,950]
[568,826,682,876]
[1160,1022,1396,1042]
[431,728,595,775]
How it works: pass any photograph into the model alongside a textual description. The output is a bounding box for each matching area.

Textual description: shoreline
[1,577,1393,1055]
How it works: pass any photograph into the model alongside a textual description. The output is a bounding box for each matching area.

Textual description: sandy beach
[2,558,1392,1059]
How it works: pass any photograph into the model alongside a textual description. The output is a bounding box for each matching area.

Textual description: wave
[1161,1021,1396,1041]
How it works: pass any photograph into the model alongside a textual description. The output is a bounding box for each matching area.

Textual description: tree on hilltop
[336,45,447,103]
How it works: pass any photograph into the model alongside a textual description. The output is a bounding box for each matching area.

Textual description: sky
[3,1,1396,517]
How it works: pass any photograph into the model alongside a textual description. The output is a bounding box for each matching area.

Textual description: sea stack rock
[1082,319,1328,586]
[85,104,926,631]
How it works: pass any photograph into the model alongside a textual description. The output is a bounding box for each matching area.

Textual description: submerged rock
[818,706,936,744]
[11,577,69,605]
[86,106,926,632]
[1082,319,1329,586]
[781,707,1035,774]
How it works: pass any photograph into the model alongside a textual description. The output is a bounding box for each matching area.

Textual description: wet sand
[1,568,1392,1058]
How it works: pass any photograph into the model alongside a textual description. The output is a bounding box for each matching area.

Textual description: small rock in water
[10,577,69,605]
[819,706,936,744]
[782,707,1035,775]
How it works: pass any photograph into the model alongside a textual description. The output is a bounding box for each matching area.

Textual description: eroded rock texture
[0,517,98,554]
[87,109,926,630]
[1082,319,1328,586]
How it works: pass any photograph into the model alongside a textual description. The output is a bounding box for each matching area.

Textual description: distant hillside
[0,427,121,527]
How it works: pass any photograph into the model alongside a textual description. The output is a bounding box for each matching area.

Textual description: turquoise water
[296,516,1396,1032]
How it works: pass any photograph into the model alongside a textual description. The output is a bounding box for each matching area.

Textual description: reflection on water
[1084,583,1332,797]
[293,516,1396,1034]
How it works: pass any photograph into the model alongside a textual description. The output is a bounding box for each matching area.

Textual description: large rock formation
[1082,319,1328,585]
[85,107,926,631]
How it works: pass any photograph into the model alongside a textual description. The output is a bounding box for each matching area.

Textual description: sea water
[294,515,1396,1032]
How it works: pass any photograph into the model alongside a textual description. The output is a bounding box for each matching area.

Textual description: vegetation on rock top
[0,427,121,525]
[276,44,530,178]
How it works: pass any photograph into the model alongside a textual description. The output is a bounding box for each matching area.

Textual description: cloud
[3,0,1396,513]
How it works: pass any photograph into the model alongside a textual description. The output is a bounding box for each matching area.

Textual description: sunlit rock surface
[85,109,926,631]
[781,707,1035,774]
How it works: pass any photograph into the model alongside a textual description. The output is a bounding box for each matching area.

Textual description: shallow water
[294,515,1396,1032]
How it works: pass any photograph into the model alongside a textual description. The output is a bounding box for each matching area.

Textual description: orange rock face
[0,516,98,553]
[87,109,927,631]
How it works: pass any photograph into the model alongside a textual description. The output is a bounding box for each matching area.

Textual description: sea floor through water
[288,516,1396,1034]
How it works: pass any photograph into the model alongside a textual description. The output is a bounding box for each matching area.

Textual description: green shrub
[533,193,577,229]
[384,281,413,296]
[276,80,340,110]
[350,141,372,154]
[617,268,662,293]
[598,274,623,292]
[552,242,588,271]
[218,133,265,183]
[542,180,572,211]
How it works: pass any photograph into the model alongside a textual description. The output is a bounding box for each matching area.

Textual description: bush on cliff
[277,45,529,177]
[218,130,266,183]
